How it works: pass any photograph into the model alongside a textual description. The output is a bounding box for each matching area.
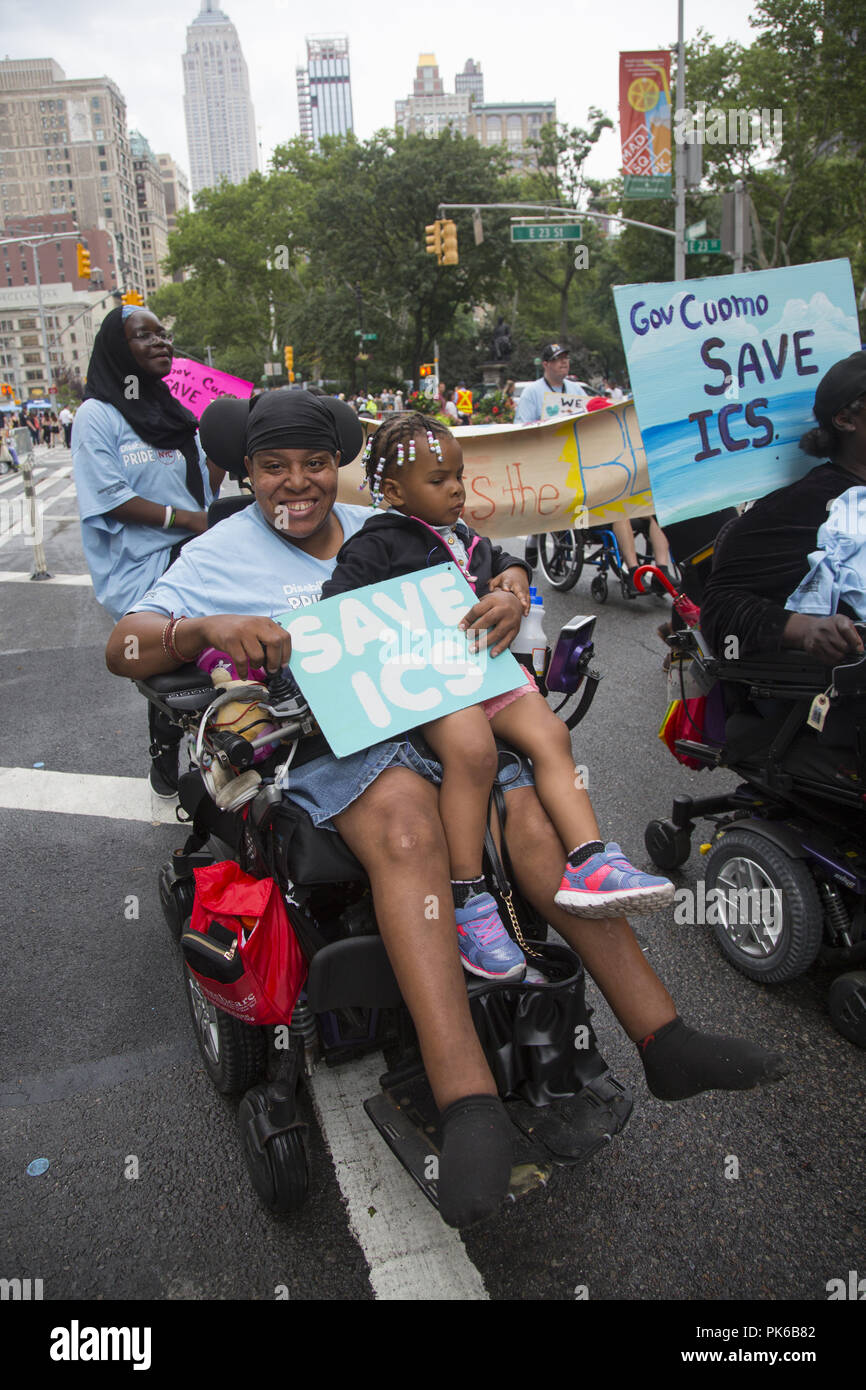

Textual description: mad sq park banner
[613,259,861,526]
[338,406,654,539]
[165,357,254,419]
[619,51,672,199]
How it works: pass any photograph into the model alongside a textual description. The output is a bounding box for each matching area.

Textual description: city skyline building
[296,36,354,148]
[468,100,556,170]
[0,57,145,292]
[182,0,258,196]
[395,55,470,138]
[157,153,190,284]
[455,58,484,105]
[130,130,169,299]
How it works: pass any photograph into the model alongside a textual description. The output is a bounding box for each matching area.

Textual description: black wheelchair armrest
[207,494,254,528]
[134,663,215,713]
[715,650,833,700]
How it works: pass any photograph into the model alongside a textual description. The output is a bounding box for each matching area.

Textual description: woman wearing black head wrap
[73,304,217,793]
[107,389,786,1228]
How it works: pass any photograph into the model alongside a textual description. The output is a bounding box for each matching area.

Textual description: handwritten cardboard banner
[613,259,861,526]
[338,404,654,538]
[164,356,254,419]
[277,563,524,759]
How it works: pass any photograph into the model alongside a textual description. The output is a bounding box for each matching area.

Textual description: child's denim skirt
[282,735,533,832]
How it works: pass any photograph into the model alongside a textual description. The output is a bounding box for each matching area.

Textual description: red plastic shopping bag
[181,861,307,1025]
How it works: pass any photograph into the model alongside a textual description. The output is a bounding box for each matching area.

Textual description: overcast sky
[3,0,764,187]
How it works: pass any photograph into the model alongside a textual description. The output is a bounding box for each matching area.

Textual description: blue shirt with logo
[131,500,371,619]
[72,398,212,620]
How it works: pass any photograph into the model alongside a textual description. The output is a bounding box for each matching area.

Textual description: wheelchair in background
[642,570,866,1050]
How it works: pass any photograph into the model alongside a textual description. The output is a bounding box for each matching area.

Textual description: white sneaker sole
[459,953,526,982]
[554,882,675,918]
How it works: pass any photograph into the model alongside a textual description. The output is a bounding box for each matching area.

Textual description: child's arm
[320,527,396,599]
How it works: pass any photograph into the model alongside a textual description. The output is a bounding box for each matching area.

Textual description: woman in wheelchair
[105,390,785,1227]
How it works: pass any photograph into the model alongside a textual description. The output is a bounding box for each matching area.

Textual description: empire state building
[182,0,258,196]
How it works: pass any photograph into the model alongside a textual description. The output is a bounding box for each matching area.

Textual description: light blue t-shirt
[72,398,212,621]
[131,501,371,619]
[514,376,588,425]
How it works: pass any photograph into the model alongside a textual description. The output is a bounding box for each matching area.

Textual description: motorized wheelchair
[640,562,866,1049]
[528,519,667,604]
[139,544,633,1219]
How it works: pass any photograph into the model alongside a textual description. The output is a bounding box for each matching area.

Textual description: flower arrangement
[470,390,514,425]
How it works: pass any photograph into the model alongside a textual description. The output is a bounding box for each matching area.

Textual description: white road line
[0,766,178,823]
[0,571,92,585]
[308,1053,489,1301]
[43,482,78,507]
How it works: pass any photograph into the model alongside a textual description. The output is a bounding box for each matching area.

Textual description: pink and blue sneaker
[455,893,526,981]
[555,842,674,918]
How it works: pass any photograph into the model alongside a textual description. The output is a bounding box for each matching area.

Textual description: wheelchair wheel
[538,530,583,591]
[828,971,866,1048]
[184,964,268,1095]
[239,1084,310,1215]
[703,830,823,983]
[645,818,691,871]
[590,575,608,603]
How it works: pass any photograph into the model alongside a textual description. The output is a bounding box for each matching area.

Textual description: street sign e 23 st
[511,223,582,243]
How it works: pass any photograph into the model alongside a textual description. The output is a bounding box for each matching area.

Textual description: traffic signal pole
[435,202,676,242]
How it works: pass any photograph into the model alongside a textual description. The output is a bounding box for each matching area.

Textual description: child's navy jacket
[320,510,531,600]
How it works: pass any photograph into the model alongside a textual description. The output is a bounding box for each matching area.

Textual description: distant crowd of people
[1,403,76,460]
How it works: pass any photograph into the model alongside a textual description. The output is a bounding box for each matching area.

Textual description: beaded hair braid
[360,411,452,506]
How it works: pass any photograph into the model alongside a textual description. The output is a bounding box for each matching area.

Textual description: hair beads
[362,411,452,508]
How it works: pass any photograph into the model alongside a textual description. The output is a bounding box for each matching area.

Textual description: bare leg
[501,786,676,1040]
[421,706,498,880]
[490,694,600,852]
[612,518,639,569]
[333,767,496,1108]
[648,516,672,566]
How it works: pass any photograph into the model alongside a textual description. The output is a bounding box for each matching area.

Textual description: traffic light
[121,290,144,306]
[76,242,91,280]
[419,363,435,377]
[284,345,294,382]
[425,220,443,263]
[441,220,458,266]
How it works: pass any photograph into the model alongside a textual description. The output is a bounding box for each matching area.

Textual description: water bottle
[513,585,548,681]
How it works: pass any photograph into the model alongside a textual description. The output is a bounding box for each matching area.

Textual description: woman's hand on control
[459,588,523,657]
[798,614,864,665]
[193,614,292,677]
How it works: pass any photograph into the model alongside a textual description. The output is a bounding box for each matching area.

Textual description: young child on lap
[320,412,673,981]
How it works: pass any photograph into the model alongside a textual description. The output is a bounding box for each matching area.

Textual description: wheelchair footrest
[506,1072,633,1166]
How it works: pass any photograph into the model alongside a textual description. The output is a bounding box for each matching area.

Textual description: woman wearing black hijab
[73,304,216,793]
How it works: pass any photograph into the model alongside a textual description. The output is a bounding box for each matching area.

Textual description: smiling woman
[72,304,218,793]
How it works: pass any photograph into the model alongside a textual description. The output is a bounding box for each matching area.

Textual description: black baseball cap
[542,343,569,362]
[813,351,866,428]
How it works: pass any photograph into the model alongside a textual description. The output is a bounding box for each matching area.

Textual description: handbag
[181,860,307,1025]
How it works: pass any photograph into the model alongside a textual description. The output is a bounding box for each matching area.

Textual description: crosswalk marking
[0,766,178,822]
[0,571,92,585]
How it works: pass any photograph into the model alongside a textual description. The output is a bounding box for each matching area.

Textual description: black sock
[452,877,486,909]
[567,841,604,868]
[437,1094,513,1228]
[638,1016,787,1102]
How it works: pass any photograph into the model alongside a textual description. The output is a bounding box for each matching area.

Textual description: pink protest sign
[164,357,254,418]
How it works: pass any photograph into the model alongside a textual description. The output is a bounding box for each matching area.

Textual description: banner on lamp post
[619,51,673,199]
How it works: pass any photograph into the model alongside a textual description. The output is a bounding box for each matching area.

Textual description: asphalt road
[2,447,863,1315]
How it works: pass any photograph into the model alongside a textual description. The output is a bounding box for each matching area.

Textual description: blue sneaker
[455,893,526,981]
[555,843,674,918]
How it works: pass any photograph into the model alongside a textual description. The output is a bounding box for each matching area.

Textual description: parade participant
[514,344,588,424]
[702,351,866,665]
[321,413,675,981]
[105,389,786,1228]
[73,305,216,794]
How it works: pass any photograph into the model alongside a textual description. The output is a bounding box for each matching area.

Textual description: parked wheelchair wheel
[184,964,268,1095]
[239,1084,310,1215]
[158,860,195,943]
[590,575,608,603]
[538,530,583,591]
[828,971,866,1048]
[703,829,823,983]
[645,818,691,871]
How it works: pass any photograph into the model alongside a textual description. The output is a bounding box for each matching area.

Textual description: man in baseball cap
[514,343,588,424]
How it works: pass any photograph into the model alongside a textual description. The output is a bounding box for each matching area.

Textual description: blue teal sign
[276,564,525,759]
[613,259,861,525]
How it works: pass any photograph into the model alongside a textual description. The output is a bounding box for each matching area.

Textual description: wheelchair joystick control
[268,668,301,706]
